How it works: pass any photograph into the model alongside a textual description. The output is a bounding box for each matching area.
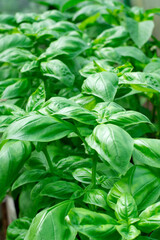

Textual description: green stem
[91,156,97,188]
[73,121,98,188]
[43,148,54,173]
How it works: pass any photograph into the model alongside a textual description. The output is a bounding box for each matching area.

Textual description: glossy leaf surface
[107,166,160,211]
[115,193,138,224]
[26,82,46,112]
[4,113,72,142]
[133,138,160,168]
[82,72,118,102]
[86,124,133,174]
[0,140,31,202]
[25,201,76,240]
[67,208,117,239]
[41,60,75,87]
[138,202,160,233]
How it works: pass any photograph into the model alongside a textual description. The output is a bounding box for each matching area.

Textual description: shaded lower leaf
[7,217,31,240]
[12,169,47,191]
[0,140,32,202]
[30,176,60,199]
[2,78,30,99]
[40,180,83,199]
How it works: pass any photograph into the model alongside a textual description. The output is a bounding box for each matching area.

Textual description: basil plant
[0,0,160,239]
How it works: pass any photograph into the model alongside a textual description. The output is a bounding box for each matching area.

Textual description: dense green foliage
[1,0,160,239]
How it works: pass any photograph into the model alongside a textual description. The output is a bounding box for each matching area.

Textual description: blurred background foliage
[0,0,159,44]
[0,0,46,14]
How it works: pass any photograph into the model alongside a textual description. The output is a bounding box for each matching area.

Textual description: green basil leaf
[19,184,52,218]
[78,12,100,31]
[7,217,31,240]
[95,47,123,64]
[66,208,117,239]
[115,46,149,63]
[0,78,18,93]
[0,48,36,65]
[51,21,79,38]
[41,97,97,125]
[40,10,66,22]
[25,150,47,170]
[21,61,39,73]
[126,17,154,48]
[107,111,153,136]
[116,224,140,240]
[56,156,91,171]
[107,166,160,211]
[79,59,113,78]
[94,26,129,47]
[0,140,31,202]
[0,34,32,53]
[30,176,60,199]
[104,110,150,126]
[40,180,83,199]
[119,72,160,93]
[0,14,16,25]
[26,82,46,112]
[3,113,72,142]
[0,65,18,80]
[56,156,92,179]
[82,72,118,102]
[41,60,75,87]
[86,124,133,174]
[24,201,76,240]
[93,102,125,123]
[42,35,88,59]
[73,4,104,21]
[15,12,38,23]
[115,193,139,224]
[0,23,15,32]
[138,202,160,233]
[12,169,47,191]
[133,138,160,168]
[2,78,30,99]
[73,168,96,184]
[0,103,24,116]
[19,20,56,38]
[83,189,108,210]
[0,115,17,132]
[53,106,96,125]
[71,94,97,110]
[144,61,160,74]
